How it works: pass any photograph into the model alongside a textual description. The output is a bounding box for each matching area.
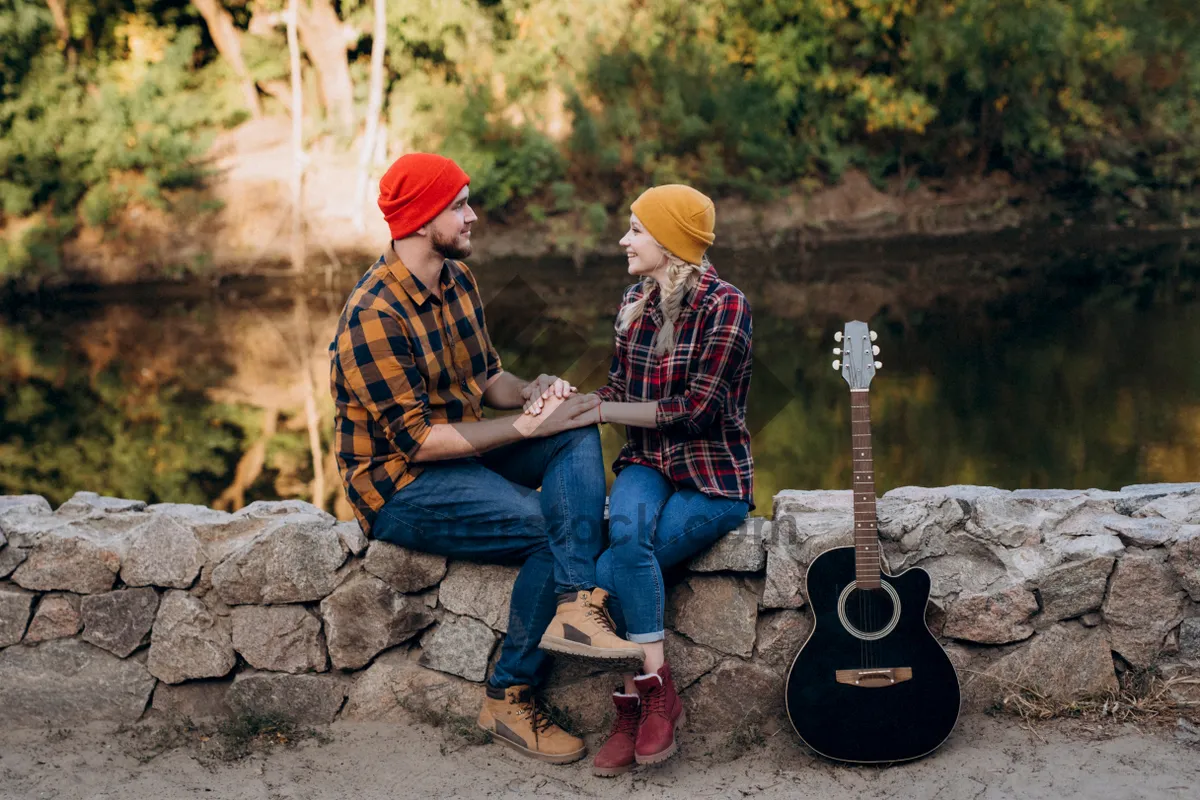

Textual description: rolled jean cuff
[627,630,665,644]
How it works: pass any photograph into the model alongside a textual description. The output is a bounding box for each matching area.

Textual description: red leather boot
[633,662,686,764]
[592,691,641,777]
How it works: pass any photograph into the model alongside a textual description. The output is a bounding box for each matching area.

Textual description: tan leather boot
[538,588,644,664]
[476,685,586,764]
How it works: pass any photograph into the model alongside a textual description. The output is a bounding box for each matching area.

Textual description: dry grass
[972,667,1200,737]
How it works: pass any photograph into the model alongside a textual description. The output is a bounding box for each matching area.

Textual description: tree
[353,0,387,232]
[191,0,262,117]
[295,0,354,134]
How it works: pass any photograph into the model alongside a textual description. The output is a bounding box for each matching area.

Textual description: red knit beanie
[378,153,471,240]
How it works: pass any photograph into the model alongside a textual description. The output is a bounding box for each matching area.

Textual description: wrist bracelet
[598,402,605,424]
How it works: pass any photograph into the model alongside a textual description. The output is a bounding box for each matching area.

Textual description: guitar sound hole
[843,587,896,635]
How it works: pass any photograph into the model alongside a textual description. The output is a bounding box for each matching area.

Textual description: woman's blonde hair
[617,248,711,355]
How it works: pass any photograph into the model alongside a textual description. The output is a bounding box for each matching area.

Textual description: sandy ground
[2,714,1198,800]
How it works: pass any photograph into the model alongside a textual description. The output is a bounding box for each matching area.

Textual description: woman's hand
[522,374,576,415]
[515,393,600,437]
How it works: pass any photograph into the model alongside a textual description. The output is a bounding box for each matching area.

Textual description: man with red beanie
[330,153,642,764]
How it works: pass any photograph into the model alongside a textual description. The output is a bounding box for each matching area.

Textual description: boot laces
[515,701,555,735]
[585,597,619,634]
[640,682,670,721]
[610,703,640,737]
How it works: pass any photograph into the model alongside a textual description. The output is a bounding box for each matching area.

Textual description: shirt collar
[383,248,455,306]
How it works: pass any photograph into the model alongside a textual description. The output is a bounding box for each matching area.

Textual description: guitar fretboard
[850,389,881,589]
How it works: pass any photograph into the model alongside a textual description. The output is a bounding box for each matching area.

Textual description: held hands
[513,392,601,438]
[521,374,576,415]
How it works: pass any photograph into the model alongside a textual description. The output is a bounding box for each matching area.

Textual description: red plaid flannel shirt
[595,266,755,508]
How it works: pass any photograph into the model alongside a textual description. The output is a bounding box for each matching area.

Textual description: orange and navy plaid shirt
[330,250,502,533]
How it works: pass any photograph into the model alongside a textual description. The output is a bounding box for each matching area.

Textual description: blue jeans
[372,425,606,690]
[596,464,750,644]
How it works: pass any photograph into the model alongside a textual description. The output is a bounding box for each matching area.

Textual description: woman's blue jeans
[596,464,749,644]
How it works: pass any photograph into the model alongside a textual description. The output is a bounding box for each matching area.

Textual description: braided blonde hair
[617,249,711,355]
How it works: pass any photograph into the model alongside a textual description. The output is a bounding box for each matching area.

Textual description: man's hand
[515,393,599,438]
[521,374,576,415]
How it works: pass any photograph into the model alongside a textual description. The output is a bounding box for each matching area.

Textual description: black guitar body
[785,546,961,763]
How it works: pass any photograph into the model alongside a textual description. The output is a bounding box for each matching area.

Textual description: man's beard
[432,228,472,260]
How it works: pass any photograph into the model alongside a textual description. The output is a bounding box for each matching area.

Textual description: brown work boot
[539,588,644,664]
[477,685,586,764]
[634,662,686,765]
[592,691,641,777]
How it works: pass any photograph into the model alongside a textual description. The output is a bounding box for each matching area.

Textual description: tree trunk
[295,0,355,135]
[287,0,306,275]
[353,0,388,232]
[45,0,69,47]
[191,0,263,118]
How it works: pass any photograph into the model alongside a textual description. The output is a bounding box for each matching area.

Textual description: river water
[2,229,1197,516]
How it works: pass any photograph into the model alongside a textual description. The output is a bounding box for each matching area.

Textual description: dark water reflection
[2,229,1198,517]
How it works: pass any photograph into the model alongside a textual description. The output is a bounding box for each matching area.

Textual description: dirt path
[1,715,1197,800]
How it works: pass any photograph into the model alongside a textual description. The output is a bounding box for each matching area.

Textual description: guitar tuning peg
[869,330,878,342]
[834,332,843,342]
[872,345,880,356]
[833,347,842,355]
[874,361,882,369]
[832,360,841,370]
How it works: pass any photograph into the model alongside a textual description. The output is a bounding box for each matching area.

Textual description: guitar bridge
[835,667,913,688]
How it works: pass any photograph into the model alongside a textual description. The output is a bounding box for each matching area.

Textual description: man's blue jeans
[596,464,749,644]
[372,425,606,690]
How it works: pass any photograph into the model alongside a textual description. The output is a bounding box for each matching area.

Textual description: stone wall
[1,485,1198,732]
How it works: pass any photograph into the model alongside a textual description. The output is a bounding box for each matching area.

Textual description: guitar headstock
[832,320,881,390]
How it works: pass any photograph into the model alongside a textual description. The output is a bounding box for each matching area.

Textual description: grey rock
[541,671,618,733]
[1038,557,1115,621]
[231,604,327,673]
[877,488,970,569]
[151,678,233,722]
[944,585,1038,644]
[909,541,1010,598]
[342,649,478,722]
[56,491,147,516]
[120,516,204,589]
[438,562,518,632]
[363,540,447,593]
[0,639,156,726]
[80,587,160,657]
[235,500,336,525]
[663,631,721,690]
[1047,532,1125,562]
[753,609,812,675]
[0,583,36,646]
[1103,550,1188,667]
[147,590,236,684]
[985,624,1118,704]
[968,492,1056,547]
[764,490,853,608]
[1133,491,1200,525]
[683,660,783,730]
[1080,612,1103,628]
[320,572,436,670]
[669,576,759,658]
[11,533,121,594]
[418,614,497,682]
[0,495,53,516]
[0,544,28,578]
[23,593,81,642]
[227,671,347,725]
[1167,527,1200,601]
[211,514,347,604]
[1100,515,1180,547]
[1180,618,1200,659]
[335,521,368,556]
[688,518,768,572]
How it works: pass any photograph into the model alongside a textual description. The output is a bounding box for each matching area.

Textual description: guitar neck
[850,389,881,589]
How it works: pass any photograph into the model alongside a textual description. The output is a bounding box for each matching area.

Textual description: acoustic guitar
[784,320,960,763]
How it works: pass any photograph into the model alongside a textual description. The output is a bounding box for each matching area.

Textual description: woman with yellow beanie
[585,184,754,774]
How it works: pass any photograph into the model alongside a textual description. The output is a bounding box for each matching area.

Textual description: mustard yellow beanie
[630,184,715,265]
